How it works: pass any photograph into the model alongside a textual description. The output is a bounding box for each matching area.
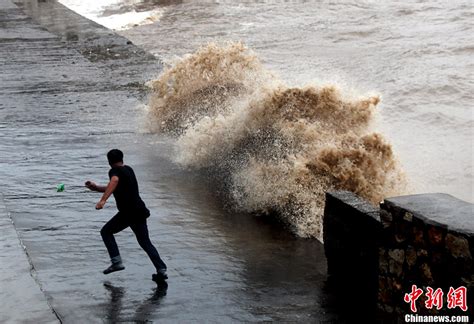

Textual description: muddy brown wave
[148,42,405,240]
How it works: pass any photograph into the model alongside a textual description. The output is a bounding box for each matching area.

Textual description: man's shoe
[103,262,125,274]
[152,269,168,282]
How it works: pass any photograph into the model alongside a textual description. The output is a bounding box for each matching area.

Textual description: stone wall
[324,191,474,320]
[323,191,381,319]
[379,193,474,317]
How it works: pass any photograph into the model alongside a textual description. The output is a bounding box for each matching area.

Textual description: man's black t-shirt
[108,165,150,219]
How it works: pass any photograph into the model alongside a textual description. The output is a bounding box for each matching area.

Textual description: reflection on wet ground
[0,0,348,322]
[102,280,168,323]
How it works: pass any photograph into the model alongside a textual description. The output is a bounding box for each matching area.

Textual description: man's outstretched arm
[95,176,119,210]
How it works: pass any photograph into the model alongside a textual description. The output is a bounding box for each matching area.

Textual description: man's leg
[101,213,129,274]
[130,219,167,278]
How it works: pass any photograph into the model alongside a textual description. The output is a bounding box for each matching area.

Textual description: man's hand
[85,181,107,192]
[85,181,97,191]
[96,200,106,210]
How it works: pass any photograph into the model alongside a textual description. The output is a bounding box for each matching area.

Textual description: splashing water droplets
[148,42,405,240]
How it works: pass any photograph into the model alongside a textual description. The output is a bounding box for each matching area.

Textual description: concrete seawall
[324,190,474,320]
[0,0,159,321]
[0,194,58,322]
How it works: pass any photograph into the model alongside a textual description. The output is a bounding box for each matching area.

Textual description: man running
[85,149,167,282]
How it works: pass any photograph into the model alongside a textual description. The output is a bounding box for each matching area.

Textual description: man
[85,149,167,282]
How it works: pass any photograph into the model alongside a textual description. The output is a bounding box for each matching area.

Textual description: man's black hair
[107,149,123,165]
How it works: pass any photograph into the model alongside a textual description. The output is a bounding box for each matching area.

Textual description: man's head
[107,149,123,166]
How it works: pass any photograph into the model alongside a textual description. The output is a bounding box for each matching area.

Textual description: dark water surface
[0,0,341,322]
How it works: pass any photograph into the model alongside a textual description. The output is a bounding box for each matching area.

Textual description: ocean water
[59,0,473,237]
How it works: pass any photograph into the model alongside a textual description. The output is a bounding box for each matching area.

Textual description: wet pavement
[0,194,58,323]
[0,0,341,322]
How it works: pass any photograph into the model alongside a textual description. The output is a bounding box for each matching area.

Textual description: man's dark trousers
[100,213,167,271]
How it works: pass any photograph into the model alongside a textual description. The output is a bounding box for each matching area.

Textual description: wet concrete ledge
[0,194,58,323]
[324,191,474,320]
[10,0,161,94]
[0,0,161,321]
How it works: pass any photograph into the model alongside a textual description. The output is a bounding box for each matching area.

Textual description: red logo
[404,285,424,312]
[404,285,468,312]
[447,286,468,312]
[425,287,443,310]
